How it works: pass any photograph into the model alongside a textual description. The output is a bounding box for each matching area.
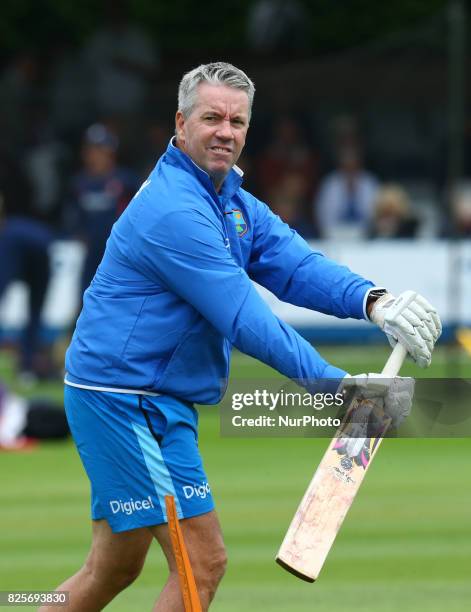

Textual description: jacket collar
[165,137,244,200]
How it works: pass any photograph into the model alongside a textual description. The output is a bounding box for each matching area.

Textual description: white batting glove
[383,376,415,428]
[341,373,415,428]
[369,291,442,368]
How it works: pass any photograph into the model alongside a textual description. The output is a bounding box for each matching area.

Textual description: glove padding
[369,290,441,368]
[341,373,415,429]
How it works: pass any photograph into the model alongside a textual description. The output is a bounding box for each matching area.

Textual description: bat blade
[276,343,407,581]
[276,430,384,581]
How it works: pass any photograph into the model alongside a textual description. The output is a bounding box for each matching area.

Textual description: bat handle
[381,343,407,377]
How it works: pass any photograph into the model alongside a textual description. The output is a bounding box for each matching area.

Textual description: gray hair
[178,62,255,120]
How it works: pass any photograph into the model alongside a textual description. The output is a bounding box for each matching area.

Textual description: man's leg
[151,509,227,612]
[39,519,153,612]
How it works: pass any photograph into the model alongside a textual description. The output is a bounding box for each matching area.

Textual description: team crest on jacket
[230,209,248,237]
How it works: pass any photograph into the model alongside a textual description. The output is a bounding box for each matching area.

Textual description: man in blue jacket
[43,63,440,611]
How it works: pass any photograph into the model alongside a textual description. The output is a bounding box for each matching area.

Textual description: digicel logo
[109,496,154,515]
[182,482,211,499]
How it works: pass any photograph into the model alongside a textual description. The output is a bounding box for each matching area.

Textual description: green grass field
[1,345,470,611]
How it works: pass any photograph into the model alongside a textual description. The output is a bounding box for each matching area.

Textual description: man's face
[82,144,116,176]
[175,83,250,191]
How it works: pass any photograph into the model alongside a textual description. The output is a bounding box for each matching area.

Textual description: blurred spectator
[82,0,158,119]
[64,123,140,296]
[23,107,71,226]
[268,170,315,237]
[445,183,471,238]
[257,115,318,195]
[368,184,419,239]
[0,158,54,381]
[314,144,379,240]
[247,0,308,54]
[256,114,319,235]
[319,114,363,171]
[330,115,361,155]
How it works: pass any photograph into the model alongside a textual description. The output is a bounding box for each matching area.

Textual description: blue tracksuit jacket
[65,139,375,403]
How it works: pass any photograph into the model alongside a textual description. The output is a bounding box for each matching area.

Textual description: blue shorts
[64,385,214,533]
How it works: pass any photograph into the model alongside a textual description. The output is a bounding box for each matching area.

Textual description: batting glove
[341,373,415,429]
[369,290,442,368]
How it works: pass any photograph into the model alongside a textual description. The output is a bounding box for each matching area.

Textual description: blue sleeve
[247,197,374,319]
[131,205,346,385]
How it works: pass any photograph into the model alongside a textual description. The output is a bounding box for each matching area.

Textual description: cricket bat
[276,342,407,582]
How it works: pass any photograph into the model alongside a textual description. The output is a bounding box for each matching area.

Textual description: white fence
[1,240,469,339]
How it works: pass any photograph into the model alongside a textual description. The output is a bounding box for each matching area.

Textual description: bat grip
[381,343,407,377]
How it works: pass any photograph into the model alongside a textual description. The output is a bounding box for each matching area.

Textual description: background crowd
[0,0,469,383]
